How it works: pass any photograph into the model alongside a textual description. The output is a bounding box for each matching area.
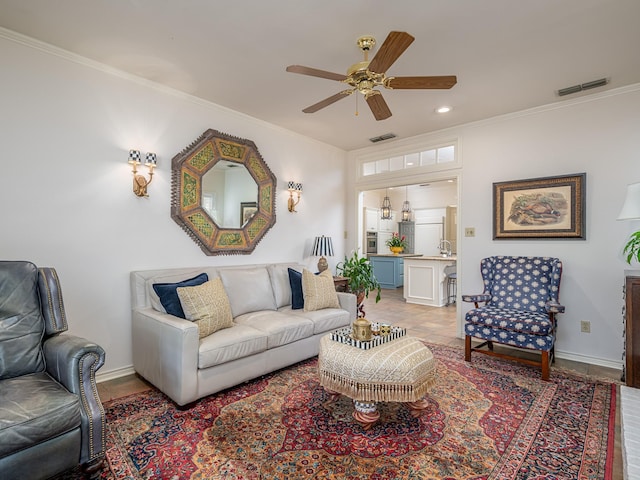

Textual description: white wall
[349,85,640,368]
[0,33,348,377]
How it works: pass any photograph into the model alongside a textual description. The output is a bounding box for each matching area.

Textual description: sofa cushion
[288,268,304,310]
[234,311,314,349]
[177,279,233,338]
[302,269,340,311]
[0,261,45,380]
[152,273,208,318]
[0,372,81,457]
[267,264,302,308]
[283,305,352,335]
[198,324,268,369]
[219,267,277,317]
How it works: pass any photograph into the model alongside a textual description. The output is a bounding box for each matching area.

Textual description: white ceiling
[1,0,639,151]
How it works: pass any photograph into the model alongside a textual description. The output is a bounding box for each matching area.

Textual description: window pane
[404,153,419,168]
[362,161,376,176]
[389,156,404,171]
[376,158,389,173]
[437,145,455,163]
[420,149,436,165]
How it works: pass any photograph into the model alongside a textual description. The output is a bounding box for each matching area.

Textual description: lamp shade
[618,182,640,220]
[312,235,334,257]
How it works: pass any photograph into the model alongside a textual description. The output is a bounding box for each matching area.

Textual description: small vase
[390,246,403,255]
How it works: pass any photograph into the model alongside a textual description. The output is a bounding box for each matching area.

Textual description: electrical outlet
[465,227,475,237]
[580,320,591,333]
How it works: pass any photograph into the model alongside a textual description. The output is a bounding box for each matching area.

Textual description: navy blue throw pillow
[152,273,208,318]
[288,268,304,309]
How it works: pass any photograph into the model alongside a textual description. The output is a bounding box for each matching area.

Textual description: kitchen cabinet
[364,207,379,232]
[369,254,416,289]
[379,211,397,232]
[398,221,415,254]
[404,256,457,307]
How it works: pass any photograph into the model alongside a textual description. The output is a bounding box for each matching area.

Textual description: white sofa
[130,263,357,406]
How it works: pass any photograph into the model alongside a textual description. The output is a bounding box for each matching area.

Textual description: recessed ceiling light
[436,106,452,113]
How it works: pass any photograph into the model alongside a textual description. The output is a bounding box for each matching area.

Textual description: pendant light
[401,186,411,221]
[380,189,392,219]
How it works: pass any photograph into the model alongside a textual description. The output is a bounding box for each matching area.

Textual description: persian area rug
[63,343,616,480]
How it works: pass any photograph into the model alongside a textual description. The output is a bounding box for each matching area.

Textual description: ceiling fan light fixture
[286,31,458,121]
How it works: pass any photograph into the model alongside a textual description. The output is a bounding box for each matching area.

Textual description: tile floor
[97,286,624,479]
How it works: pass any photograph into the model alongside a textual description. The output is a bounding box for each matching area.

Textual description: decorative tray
[330,323,406,350]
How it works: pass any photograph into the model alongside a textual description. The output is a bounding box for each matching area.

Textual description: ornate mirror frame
[171,129,277,255]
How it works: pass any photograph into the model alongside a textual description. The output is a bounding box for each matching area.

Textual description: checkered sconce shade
[287,181,302,212]
[128,149,158,197]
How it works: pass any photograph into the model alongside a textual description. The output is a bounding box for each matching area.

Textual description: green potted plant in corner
[336,250,381,318]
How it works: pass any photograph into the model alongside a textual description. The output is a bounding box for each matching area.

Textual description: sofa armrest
[131,307,200,406]
[336,292,357,320]
[43,334,105,465]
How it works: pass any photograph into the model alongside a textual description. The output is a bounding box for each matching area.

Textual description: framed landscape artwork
[493,173,586,239]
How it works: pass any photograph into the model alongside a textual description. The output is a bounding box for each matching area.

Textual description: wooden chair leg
[541,350,550,381]
[465,335,471,361]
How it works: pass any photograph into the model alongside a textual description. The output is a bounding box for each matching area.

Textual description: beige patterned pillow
[302,268,340,311]
[177,278,233,338]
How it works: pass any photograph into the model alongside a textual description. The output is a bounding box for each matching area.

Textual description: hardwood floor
[98,286,623,479]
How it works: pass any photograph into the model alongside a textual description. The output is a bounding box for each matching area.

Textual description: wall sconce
[312,235,334,272]
[287,181,303,212]
[128,150,157,197]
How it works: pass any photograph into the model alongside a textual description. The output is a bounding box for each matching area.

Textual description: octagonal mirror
[171,129,277,255]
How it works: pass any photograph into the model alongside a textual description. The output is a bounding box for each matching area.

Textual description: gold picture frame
[493,173,586,239]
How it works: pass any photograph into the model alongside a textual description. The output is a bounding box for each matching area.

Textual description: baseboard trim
[95,349,623,384]
[96,365,136,383]
[555,350,622,371]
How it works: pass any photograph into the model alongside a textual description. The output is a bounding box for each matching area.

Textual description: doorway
[357,177,461,337]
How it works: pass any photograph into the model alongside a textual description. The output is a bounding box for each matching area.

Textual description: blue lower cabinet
[370,256,404,289]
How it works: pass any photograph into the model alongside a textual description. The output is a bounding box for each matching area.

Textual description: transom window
[361,144,455,177]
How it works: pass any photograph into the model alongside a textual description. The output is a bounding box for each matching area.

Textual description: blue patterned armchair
[462,256,564,380]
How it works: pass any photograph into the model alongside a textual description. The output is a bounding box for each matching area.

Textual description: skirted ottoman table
[318,333,437,430]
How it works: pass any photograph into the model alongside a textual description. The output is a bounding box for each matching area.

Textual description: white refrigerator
[414,222,444,256]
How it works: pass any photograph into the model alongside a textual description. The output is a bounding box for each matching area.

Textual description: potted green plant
[385,232,407,254]
[623,231,640,264]
[336,250,381,317]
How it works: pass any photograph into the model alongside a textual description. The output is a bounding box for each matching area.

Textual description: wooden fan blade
[368,31,415,73]
[286,65,347,82]
[387,75,457,89]
[302,90,352,113]
[366,93,392,121]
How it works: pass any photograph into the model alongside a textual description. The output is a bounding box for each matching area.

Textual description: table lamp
[312,235,334,272]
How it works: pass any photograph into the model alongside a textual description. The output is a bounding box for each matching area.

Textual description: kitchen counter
[406,255,457,261]
[403,256,456,307]
[368,253,422,258]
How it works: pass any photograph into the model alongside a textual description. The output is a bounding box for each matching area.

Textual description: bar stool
[443,264,457,306]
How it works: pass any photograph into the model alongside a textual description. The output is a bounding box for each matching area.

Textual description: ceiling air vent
[369,133,397,143]
[557,78,608,97]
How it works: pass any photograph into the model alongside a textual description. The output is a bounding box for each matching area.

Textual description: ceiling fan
[286,31,457,121]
